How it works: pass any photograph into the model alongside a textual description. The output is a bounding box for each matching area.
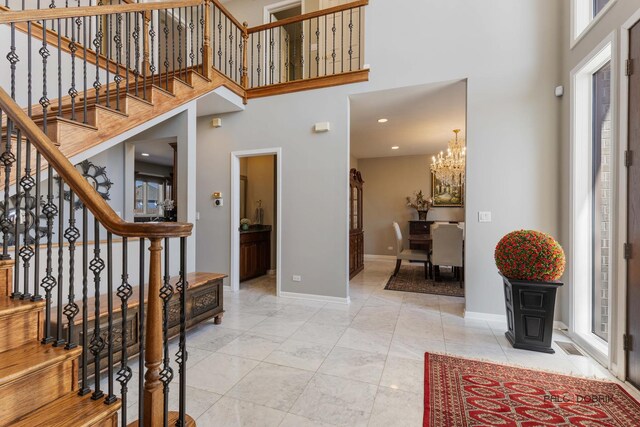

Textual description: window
[570,37,614,360]
[134,175,166,217]
[591,62,611,342]
[572,0,616,46]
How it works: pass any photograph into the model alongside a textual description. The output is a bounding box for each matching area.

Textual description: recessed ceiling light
[378,118,388,123]
[391,146,400,150]
[141,153,150,157]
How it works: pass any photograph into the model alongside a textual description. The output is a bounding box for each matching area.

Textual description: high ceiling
[350,80,467,159]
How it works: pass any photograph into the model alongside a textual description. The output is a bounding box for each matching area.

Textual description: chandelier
[430,129,466,187]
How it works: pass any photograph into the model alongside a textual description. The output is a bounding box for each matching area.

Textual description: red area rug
[424,352,640,426]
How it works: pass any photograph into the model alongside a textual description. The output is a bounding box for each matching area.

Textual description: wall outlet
[292,275,302,282]
[478,211,492,223]
[387,246,393,251]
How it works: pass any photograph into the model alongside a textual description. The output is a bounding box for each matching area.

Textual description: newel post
[203,0,213,78]
[242,22,249,88]
[143,237,163,426]
[142,11,152,76]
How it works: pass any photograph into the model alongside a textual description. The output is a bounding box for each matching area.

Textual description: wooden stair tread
[0,296,45,318]
[11,392,121,427]
[0,341,82,386]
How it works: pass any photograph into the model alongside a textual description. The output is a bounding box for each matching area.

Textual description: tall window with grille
[591,61,611,342]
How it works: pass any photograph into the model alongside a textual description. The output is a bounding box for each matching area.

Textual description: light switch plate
[478,211,492,223]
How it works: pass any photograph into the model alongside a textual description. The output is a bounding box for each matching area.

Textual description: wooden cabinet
[349,169,364,279]
[408,220,433,251]
[240,227,272,282]
[53,272,225,378]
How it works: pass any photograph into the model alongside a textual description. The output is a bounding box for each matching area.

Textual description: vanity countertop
[240,225,272,234]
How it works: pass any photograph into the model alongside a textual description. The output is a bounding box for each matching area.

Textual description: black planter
[501,273,563,354]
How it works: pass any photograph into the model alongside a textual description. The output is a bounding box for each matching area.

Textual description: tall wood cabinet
[349,169,364,279]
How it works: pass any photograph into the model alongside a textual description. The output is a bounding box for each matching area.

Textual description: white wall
[195,0,564,312]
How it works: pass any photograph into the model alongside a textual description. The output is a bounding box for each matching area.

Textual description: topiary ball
[494,230,565,282]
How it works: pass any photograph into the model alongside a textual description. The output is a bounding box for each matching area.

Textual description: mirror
[240,175,247,219]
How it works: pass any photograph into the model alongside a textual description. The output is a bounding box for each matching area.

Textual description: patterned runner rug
[384,265,464,297]
[424,352,640,426]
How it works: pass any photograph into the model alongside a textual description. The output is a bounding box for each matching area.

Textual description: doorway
[626,18,640,390]
[264,1,304,84]
[230,148,282,295]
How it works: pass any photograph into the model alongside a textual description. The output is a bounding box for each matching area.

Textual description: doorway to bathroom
[230,148,282,295]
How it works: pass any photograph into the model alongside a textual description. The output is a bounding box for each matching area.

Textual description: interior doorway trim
[263,0,303,24]
[230,148,282,295]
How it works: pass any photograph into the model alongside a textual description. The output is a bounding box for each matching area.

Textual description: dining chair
[392,222,430,279]
[431,223,464,286]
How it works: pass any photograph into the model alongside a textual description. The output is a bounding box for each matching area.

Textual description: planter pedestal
[501,273,563,354]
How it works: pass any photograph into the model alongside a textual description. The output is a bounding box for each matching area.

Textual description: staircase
[0,271,120,426]
[0,1,369,425]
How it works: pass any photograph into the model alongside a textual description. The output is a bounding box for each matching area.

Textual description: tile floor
[121,260,635,426]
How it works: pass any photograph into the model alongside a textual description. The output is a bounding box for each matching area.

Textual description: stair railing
[0,65,194,427]
[246,0,367,89]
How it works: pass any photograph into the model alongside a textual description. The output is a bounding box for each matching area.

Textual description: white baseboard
[267,269,277,276]
[554,321,569,330]
[279,291,350,305]
[464,310,506,323]
[364,254,395,261]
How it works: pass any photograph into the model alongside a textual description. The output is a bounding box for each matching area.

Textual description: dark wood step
[11,391,121,427]
[0,296,45,352]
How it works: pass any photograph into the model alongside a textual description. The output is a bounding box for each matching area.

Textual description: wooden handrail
[0,88,192,238]
[211,0,246,34]
[248,0,368,34]
[0,0,202,24]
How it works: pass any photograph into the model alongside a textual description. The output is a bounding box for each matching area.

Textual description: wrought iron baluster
[32,152,42,302]
[115,13,123,111]
[324,16,327,76]
[94,4,103,105]
[0,115,14,260]
[117,237,133,425]
[176,236,188,426]
[300,25,305,80]
[269,25,274,84]
[105,13,111,108]
[256,33,261,86]
[105,231,116,404]
[149,10,156,87]
[69,16,78,121]
[331,13,336,75]
[41,173,57,343]
[250,33,254,88]
[285,29,289,82]
[217,9,222,70]
[315,17,320,78]
[51,176,64,345]
[138,238,145,425]
[81,15,89,124]
[57,16,62,116]
[172,8,176,80]
[308,19,311,79]
[190,6,195,72]
[78,205,90,395]
[199,4,204,74]
[12,127,22,300]
[349,8,353,72]
[160,237,174,426]
[164,9,169,91]
[63,191,79,349]
[142,11,148,101]
[133,9,140,97]
[126,12,130,95]
[90,218,105,400]
[340,11,344,74]
[177,7,183,80]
